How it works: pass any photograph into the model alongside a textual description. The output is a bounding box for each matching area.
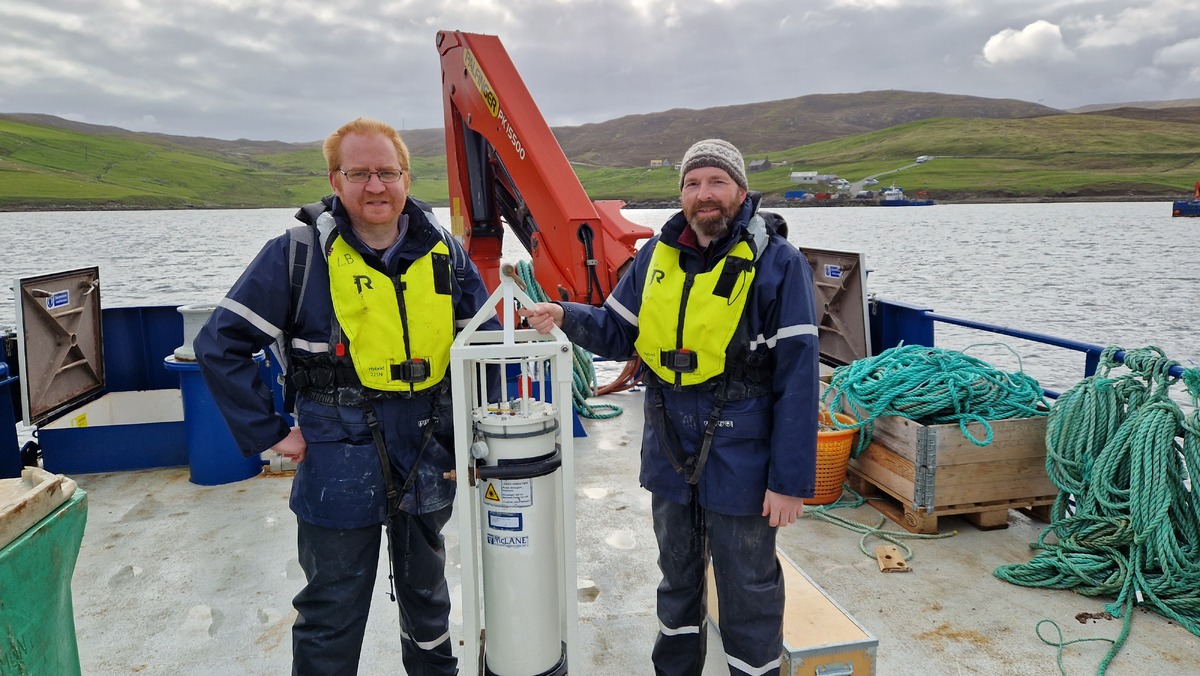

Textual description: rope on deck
[803,486,956,560]
[821,343,1051,457]
[992,346,1200,675]
[515,261,622,419]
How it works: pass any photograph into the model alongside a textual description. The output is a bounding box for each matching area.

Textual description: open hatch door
[801,248,871,366]
[14,267,104,426]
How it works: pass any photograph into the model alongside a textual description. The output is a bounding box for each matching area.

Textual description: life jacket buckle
[660,349,698,373]
[392,358,431,383]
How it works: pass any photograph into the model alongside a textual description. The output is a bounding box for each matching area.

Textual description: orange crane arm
[435,30,653,304]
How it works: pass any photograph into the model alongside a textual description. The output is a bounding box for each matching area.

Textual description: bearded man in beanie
[521,139,820,674]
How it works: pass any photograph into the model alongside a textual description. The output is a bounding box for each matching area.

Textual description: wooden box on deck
[847,414,1057,534]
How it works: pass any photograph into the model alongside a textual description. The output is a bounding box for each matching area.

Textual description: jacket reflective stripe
[290,337,330,353]
[328,236,454,392]
[218,297,283,340]
[635,239,756,386]
[604,295,639,326]
[748,321,819,350]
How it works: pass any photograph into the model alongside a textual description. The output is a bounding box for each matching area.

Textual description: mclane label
[486,533,530,548]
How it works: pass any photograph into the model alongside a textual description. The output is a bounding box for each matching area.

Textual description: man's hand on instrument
[518,302,564,334]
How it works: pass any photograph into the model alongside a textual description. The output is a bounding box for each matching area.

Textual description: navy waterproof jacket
[558,196,820,515]
[195,196,497,527]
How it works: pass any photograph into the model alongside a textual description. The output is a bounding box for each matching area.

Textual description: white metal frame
[449,266,578,675]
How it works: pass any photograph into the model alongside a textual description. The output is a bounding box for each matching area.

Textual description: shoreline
[624,192,1179,210]
[1,193,1184,213]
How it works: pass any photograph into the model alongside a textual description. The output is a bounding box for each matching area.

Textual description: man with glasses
[196,117,496,675]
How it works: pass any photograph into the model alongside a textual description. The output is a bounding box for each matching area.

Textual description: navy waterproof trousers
[292,506,457,676]
[651,495,784,676]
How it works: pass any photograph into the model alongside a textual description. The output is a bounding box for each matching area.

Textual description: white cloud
[982,20,1075,65]
[1153,37,1200,67]
[1154,37,1200,83]
[1071,0,1193,49]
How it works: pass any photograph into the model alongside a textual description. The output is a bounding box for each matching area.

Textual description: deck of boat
[68,386,1198,675]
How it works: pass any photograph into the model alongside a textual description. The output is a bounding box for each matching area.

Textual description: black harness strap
[362,390,444,607]
[650,385,726,486]
[362,401,401,517]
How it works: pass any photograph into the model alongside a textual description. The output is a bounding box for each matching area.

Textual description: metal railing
[873,298,1192,398]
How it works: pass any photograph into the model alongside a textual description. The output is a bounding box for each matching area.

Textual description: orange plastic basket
[809,410,858,506]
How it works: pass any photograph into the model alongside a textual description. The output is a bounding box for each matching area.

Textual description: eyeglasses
[339,169,404,183]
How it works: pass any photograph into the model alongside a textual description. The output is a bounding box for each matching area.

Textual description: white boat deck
[68,386,1199,675]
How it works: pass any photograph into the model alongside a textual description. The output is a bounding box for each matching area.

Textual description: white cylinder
[175,304,216,361]
[475,403,563,674]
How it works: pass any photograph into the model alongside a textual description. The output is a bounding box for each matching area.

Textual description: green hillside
[579,115,1200,202]
[3,112,1199,211]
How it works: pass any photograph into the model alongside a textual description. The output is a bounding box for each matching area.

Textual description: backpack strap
[417,199,470,284]
[279,204,338,411]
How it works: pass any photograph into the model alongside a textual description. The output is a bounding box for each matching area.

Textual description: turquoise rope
[822,343,1050,457]
[515,261,622,419]
[993,346,1200,675]
[803,485,956,560]
[1034,619,1117,676]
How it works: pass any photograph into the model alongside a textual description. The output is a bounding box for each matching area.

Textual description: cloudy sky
[3,0,1199,143]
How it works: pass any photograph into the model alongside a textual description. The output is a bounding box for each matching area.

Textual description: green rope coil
[515,261,622,420]
[822,343,1050,457]
[993,346,1200,675]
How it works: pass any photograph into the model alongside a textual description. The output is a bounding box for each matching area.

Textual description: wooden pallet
[847,467,1055,535]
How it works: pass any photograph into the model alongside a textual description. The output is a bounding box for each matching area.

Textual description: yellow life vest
[635,239,756,387]
[327,235,455,393]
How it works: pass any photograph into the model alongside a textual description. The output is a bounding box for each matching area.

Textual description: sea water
[2,201,1197,398]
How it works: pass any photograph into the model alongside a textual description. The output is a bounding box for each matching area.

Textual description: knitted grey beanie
[678,138,748,191]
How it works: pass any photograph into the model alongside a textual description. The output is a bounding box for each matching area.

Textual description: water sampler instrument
[449,264,578,675]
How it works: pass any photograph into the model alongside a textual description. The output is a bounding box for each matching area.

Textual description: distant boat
[1172,181,1200,217]
[879,186,935,206]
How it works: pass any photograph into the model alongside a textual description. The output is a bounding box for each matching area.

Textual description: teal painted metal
[0,488,88,675]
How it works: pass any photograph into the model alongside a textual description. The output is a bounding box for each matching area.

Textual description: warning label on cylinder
[481,478,533,507]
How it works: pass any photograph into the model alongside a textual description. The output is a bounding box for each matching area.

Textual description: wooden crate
[847,415,1057,534]
[710,550,877,675]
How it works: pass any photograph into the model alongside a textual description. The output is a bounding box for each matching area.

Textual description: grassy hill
[3,93,1200,210]
[695,113,1200,202]
[553,90,1060,168]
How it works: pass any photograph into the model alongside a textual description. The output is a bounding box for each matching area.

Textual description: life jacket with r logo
[635,238,757,388]
[327,235,454,393]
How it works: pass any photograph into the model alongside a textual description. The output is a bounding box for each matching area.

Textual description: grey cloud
[1,0,1197,142]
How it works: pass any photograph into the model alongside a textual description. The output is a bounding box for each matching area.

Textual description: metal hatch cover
[14,267,104,427]
[800,248,871,367]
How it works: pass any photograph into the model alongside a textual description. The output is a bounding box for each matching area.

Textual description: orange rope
[596,357,643,395]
